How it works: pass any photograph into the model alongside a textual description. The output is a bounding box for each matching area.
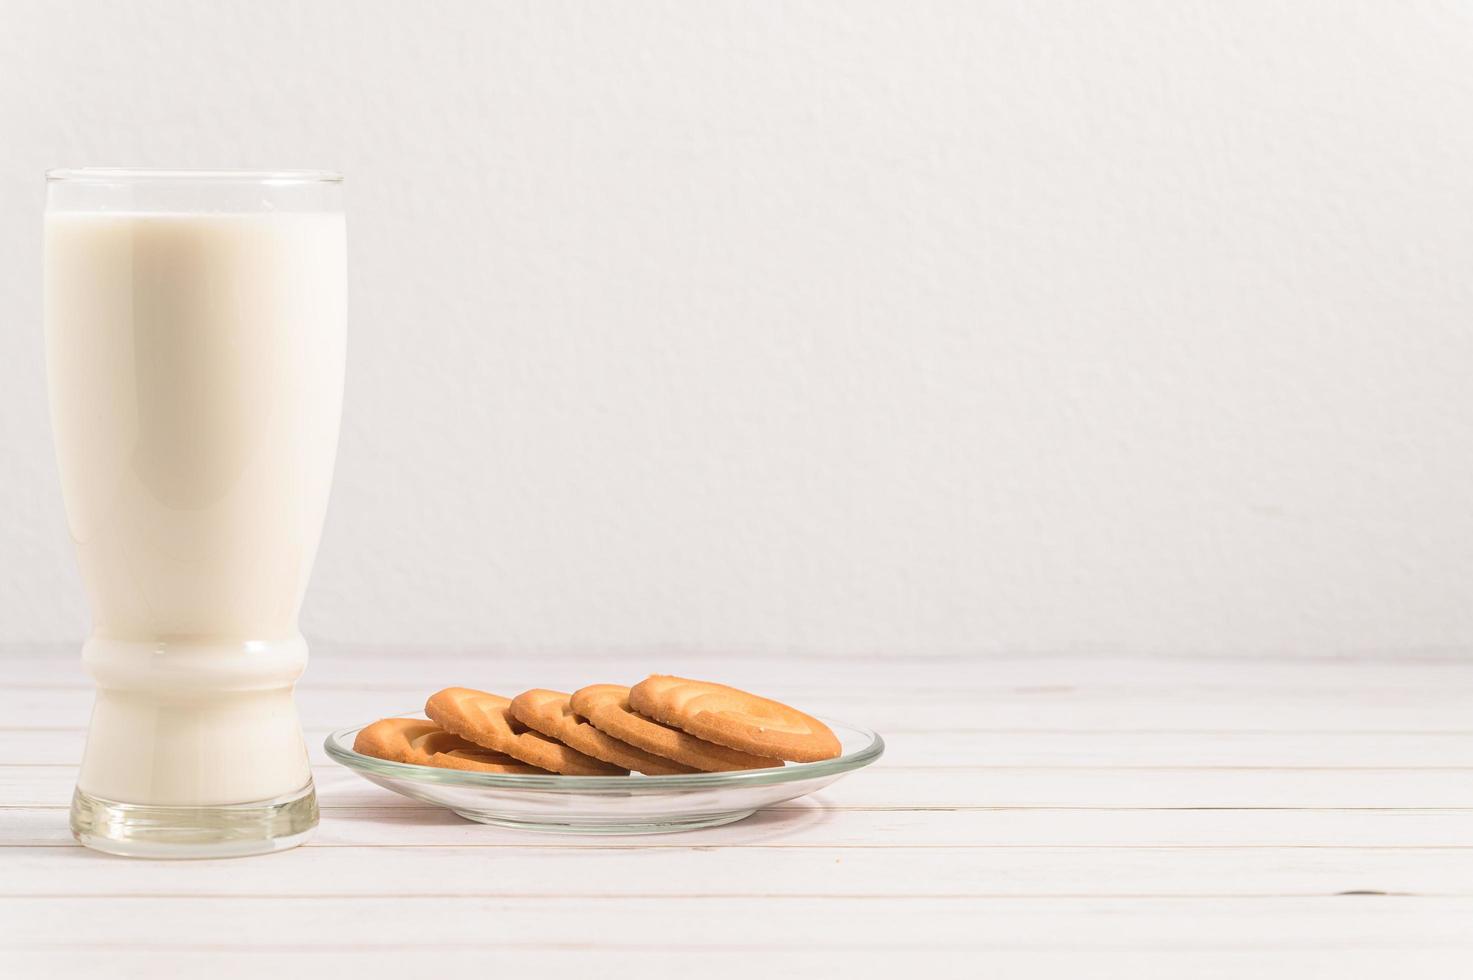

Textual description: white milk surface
[45,211,346,805]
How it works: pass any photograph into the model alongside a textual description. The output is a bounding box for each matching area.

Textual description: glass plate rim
[325,711,885,791]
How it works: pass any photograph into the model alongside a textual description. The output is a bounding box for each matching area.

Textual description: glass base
[70,781,318,859]
[449,807,757,834]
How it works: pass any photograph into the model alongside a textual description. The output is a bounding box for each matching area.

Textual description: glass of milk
[44,169,346,857]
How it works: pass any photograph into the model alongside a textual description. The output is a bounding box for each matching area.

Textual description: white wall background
[3,1,1472,656]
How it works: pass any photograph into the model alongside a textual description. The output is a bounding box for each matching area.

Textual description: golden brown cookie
[353,717,545,773]
[570,684,782,772]
[511,688,699,776]
[426,686,628,776]
[432,747,547,774]
[353,717,440,763]
[408,727,545,774]
[630,675,841,762]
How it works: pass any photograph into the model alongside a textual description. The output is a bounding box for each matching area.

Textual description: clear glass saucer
[325,713,884,834]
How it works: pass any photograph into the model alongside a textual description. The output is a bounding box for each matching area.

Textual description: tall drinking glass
[44,169,346,857]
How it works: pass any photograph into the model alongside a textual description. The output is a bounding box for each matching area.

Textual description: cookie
[408,727,545,774]
[353,717,441,763]
[629,675,841,762]
[353,717,544,773]
[426,686,628,775]
[570,684,782,772]
[510,688,699,776]
[432,747,547,774]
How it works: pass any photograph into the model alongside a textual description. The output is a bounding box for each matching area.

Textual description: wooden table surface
[2,646,1471,977]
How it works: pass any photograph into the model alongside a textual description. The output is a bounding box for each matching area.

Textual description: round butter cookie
[353,717,440,764]
[353,717,543,773]
[408,727,544,774]
[433,748,545,774]
[629,675,841,762]
[511,688,698,776]
[426,686,627,775]
[570,684,781,772]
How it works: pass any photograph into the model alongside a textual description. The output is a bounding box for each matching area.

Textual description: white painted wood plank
[20,728,1473,767]
[3,948,1468,980]
[6,806,1470,848]
[8,685,1472,732]
[1,896,1469,949]
[281,648,1473,691]
[12,645,1473,691]
[12,639,1473,662]
[5,843,1472,898]
[8,727,1473,768]
[6,649,1469,979]
[314,764,1473,808]
[2,649,1468,976]
[13,641,1472,738]
[4,762,1472,809]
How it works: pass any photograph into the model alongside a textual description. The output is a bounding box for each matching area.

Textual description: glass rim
[46,168,343,184]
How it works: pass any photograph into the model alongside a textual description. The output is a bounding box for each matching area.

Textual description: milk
[45,211,346,806]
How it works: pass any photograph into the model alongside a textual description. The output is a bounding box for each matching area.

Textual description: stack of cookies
[353,675,842,775]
